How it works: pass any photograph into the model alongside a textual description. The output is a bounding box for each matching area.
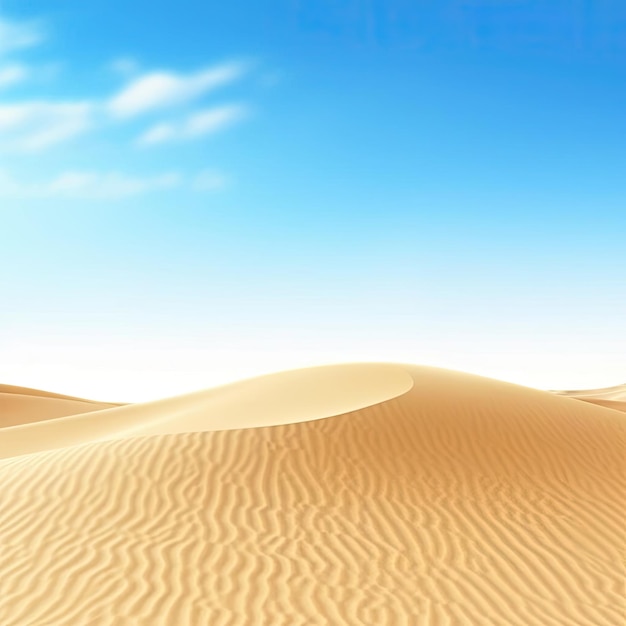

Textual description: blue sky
[1,1,624,400]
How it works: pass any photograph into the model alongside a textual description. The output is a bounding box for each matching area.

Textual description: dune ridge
[552,383,626,414]
[0,383,119,403]
[0,363,413,459]
[553,384,626,402]
[0,364,624,625]
[0,387,120,428]
[569,397,626,413]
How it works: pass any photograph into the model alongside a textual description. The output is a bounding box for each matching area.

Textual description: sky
[0,0,624,402]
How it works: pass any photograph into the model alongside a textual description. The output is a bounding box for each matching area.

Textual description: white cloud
[108,62,246,118]
[0,31,252,152]
[0,16,44,55]
[48,171,182,199]
[138,104,247,146]
[186,105,247,136]
[0,101,93,151]
[0,11,254,190]
[0,80,249,153]
[0,63,28,88]
[137,122,176,145]
[0,169,183,200]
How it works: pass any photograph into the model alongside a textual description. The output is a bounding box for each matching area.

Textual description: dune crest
[554,383,626,401]
[0,387,120,428]
[0,384,116,402]
[552,383,626,414]
[0,364,624,625]
[0,363,413,459]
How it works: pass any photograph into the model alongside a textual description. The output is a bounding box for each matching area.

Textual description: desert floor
[0,364,624,625]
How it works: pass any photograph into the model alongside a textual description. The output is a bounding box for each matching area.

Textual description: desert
[2,2,625,625]
[0,364,623,625]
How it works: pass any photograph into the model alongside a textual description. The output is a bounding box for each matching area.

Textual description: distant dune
[0,364,624,625]
[0,384,122,428]
[552,383,626,414]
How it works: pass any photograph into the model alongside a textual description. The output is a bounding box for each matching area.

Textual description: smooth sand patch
[0,363,413,459]
[552,383,626,414]
[0,364,624,625]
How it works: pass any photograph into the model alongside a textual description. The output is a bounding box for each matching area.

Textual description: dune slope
[553,383,626,414]
[0,384,115,402]
[0,363,413,458]
[570,397,626,413]
[0,365,624,625]
[554,384,626,402]
[0,386,121,428]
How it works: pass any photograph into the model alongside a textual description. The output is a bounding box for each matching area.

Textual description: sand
[0,384,122,428]
[0,364,624,625]
[552,383,626,415]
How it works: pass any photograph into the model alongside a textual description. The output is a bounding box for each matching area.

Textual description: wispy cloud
[0,169,182,200]
[0,15,44,55]
[0,62,250,152]
[0,101,93,151]
[108,62,247,118]
[0,10,263,195]
[0,63,28,88]
[45,170,182,199]
[137,104,247,146]
[0,168,227,199]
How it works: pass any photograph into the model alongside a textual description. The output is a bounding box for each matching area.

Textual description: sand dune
[0,364,624,625]
[0,384,114,402]
[569,397,626,414]
[0,385,121,428]
[552,383,626,414]
[0,363,413,458]
[554,383,626,402]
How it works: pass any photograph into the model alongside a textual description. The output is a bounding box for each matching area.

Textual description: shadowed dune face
[572,397,626,413]
[0,384,117,402]
[0,388,121,428]
[0,365,624,625]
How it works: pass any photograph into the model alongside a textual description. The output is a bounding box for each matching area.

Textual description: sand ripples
[0,365,624,625]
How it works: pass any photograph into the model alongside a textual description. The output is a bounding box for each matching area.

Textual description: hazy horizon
[1,1,624,402]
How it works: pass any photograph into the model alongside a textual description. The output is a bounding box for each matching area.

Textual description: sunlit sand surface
[0,364,624,625]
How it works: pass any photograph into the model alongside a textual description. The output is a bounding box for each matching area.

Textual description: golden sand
[0,364,624,625]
